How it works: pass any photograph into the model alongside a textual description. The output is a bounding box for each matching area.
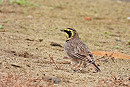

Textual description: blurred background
[0,0,130,86]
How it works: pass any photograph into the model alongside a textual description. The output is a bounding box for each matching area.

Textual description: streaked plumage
[61,28,101,72]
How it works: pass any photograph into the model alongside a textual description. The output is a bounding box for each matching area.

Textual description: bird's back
[64,38,92,59]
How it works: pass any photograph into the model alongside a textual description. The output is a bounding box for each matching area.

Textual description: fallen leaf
[92,51,130,59]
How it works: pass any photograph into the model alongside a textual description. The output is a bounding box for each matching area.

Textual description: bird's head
[61,28,79,40]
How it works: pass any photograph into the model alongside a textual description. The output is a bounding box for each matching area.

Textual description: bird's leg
[83,62,87,68]
[78,61,85,71]
[71,61,78,72]
[73,61,84,72]
[71,61,79,72]
[76,61,82,70]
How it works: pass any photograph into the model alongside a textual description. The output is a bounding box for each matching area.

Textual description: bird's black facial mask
[64,30,72,38]
[63,29,74,39]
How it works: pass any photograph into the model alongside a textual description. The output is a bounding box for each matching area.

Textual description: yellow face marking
[65,32,69,38]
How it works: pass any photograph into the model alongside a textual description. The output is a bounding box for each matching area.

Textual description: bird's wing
[81,41,94,62]
[71,53,88,61]
[71,52,94,62]
[70,42,94,62]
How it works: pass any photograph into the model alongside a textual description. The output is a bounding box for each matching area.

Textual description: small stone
[63,56,69,59]
[38,39,43,42]
[115,38,121,42]
[42,76,60,84]
[11,64,22,68]
[127,17,130,20]
[72,69,77,73]
[27,15,33,19]
[50,42,62,47]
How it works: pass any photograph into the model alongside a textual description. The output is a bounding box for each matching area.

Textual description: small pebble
[50,42,62,47]
[127,17,130,20]
[115,38,121,42]
[27,15,33,19]
[42,76,60,84]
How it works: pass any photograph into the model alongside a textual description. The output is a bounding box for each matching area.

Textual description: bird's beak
[60,29,64,32]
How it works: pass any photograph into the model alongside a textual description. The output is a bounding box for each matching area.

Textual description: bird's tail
[91,62,101,72]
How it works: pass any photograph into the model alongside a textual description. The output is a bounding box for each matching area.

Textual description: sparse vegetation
[0,72,52,87]
[0,25,3,29]
[15,0,32,6]
[114,45,120,49]
[0,0,4,5]
[94,43,101,46]
[0,0,38,6]
[104,31,109,35]
[128,41,130,45]
[0,0,129,86]
[4,19,9,23]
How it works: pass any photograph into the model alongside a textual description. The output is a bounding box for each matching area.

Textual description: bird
[61,28,101,72]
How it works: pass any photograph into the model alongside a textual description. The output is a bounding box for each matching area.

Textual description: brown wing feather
[65,38,94,62]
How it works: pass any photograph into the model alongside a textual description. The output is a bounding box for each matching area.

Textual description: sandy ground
[0,0,130,87]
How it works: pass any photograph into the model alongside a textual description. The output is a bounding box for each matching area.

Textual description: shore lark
[61,28,101,72]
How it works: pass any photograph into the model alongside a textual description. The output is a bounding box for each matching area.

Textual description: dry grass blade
[49,54,59,70]
[0,72,46,87]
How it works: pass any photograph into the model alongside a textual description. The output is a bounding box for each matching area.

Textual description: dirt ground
[0,0,130,87]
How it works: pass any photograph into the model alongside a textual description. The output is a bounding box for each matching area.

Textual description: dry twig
[49,54,59,70]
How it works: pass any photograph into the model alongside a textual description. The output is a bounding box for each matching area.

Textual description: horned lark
[61,28,101,72]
